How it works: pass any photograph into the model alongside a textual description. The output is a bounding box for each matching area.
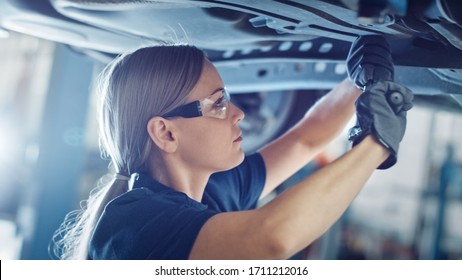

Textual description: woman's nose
[229,102,245,125]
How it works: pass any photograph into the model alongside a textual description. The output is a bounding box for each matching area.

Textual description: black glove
[348,81,413,169]
[346,35,394,89]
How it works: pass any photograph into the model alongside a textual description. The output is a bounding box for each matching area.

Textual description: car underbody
[1,0,462,145]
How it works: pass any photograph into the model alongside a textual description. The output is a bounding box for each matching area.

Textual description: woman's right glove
[346,35,394,90]
[348,81,414,169]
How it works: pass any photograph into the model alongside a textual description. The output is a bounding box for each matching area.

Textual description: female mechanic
[54,36,413,259]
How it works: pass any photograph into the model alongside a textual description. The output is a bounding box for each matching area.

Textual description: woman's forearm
[258,135,388,258]
[297,78,361,148]
[259,78,361,197]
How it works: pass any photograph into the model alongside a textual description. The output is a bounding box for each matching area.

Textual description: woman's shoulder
[104,186,213,220]
[91,185,217,260]
[105,187,182,213]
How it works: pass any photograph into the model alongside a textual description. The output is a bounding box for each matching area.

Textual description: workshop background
[1,32,461,260]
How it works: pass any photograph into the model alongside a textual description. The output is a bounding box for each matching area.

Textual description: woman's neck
[149,159,211,202]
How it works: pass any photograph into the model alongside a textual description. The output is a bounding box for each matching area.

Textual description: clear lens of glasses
[199,88,230,119]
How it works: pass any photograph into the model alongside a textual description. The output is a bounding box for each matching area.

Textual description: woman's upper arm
[188,210,284,260]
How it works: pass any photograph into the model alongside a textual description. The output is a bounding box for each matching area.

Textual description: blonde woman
[54,37,412,259]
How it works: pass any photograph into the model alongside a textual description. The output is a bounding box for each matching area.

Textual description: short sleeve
[203,152,267,212]
[90,188,217,260]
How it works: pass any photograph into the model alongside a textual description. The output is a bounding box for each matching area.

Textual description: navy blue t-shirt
[89,153,266,259]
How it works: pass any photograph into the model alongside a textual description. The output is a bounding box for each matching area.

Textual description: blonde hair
[52,45,205,259]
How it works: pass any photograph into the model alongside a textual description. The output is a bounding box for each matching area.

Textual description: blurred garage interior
[1,31,462,260]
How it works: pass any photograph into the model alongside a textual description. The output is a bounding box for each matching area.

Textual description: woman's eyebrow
[207,87,225,97]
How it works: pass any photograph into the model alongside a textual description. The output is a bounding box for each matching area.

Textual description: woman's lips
[234,131,243,142]
[234,136,243,142]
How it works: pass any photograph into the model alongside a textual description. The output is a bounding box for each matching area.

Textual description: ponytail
[52,173,130,259]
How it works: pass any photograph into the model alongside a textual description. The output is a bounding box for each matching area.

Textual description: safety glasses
[162,88,230,119]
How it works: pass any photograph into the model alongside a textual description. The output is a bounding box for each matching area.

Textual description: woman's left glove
[348,81,414,169]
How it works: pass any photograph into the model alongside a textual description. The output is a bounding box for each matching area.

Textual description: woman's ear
[146,117,178,153]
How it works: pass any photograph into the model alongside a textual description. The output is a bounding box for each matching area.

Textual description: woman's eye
[214,96,225,107]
